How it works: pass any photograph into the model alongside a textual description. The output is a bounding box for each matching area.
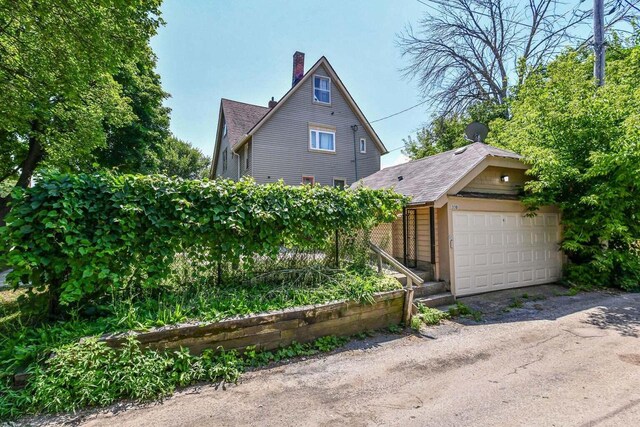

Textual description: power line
[370,99,430,123]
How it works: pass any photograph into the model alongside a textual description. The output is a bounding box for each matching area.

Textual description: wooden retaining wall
[101,289,406,354]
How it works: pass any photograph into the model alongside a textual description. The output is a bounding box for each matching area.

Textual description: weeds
[509,298,524,309]
[0,334,353,419]
[387,324,402,334]
[448,302,482,322]
[411,305,450,330]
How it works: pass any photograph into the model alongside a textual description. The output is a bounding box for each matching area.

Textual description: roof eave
[210,100,225,178]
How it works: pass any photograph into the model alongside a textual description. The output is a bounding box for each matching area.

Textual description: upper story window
[244,144,249,170]
[309,128,335,152]
[223,119,227,137]
[359,138,366,153]
[313,75,331,104]
[222,148,228,172]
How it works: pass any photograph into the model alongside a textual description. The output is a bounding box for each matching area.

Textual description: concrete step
[414,292,456,308]
[412,281,447,298]
[409,268,433,281]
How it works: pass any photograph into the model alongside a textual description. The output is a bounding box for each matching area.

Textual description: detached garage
[360,142,563,297]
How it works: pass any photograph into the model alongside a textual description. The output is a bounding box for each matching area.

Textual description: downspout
[351,125,359,181]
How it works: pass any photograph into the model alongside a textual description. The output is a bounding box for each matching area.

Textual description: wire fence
[195,219,408,288]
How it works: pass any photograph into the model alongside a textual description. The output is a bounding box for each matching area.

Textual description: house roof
[221,99,270,149]
[355,142,523,205]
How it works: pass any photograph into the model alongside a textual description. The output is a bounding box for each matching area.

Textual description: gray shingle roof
[355,143,522,204]
[221,99,269,148]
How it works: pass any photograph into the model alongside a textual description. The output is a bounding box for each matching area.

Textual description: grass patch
[448,302,483,322]
[411,304,450,330]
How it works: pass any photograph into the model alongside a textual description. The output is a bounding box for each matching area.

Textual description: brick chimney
[268,97,278,108]
[292,51,305,86]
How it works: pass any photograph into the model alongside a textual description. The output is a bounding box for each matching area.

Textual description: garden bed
[101,289,406,354]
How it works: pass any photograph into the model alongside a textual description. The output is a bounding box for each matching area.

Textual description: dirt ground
[35,285,640,427]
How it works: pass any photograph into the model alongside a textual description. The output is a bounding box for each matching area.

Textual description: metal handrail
[369,242,424,286]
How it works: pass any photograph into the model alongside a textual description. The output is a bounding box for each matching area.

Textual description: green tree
[403,102,506,159]
[403,114,467,159]
[490,42,640,290]
[161,136,211,180]
[94,47,171,174]
[0,0,163,221]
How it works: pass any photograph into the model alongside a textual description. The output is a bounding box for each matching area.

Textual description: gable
[233,57,387,154]
[356,143,526,205]
[211,99,268,177]
[459,166,527,196]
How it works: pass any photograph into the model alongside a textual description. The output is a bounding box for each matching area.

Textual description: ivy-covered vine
[0,173,405,312]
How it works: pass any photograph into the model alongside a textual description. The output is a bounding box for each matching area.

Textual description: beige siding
[461,166,526,195]
[391,216,403,260]
[415,207,430,265]
[252,65,381,186]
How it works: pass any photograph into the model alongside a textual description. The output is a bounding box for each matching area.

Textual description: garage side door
[453,211,562,296]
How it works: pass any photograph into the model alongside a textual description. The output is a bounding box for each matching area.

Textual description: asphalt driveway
[43,286,640,427]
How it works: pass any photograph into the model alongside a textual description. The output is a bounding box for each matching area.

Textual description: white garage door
[453,211,562,296]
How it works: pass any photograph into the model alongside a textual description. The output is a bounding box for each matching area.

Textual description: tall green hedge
[0,173,404,311]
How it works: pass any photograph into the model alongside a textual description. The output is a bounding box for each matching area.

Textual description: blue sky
[150,0,429,168]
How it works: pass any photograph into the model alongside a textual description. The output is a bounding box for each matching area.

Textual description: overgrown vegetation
[490,39,640,291]
[0,334,350,419]
[0,174,404,419]
[0,173,404,315]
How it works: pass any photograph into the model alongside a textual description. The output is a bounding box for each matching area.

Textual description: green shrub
[0,173,405,314]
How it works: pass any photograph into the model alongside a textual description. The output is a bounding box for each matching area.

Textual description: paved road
[50,288,640,427]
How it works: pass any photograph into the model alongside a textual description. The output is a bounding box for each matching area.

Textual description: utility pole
[593,0,605,86]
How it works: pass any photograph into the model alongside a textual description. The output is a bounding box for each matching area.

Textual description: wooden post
[377,253,383,274]
[403,276,414,325]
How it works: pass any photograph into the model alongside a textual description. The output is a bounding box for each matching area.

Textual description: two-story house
[210,52,388,187]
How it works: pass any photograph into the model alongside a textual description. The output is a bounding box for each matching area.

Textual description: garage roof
[355,142,523,205]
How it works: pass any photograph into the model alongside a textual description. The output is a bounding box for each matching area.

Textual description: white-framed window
[333,178,346,189]
[244,144,249,170]
[359,138,366,153]
[313,75,331,104]
[222,148,228,172]
[223,119,227,137]
[309,128,335,152]
[301,176,315,185]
